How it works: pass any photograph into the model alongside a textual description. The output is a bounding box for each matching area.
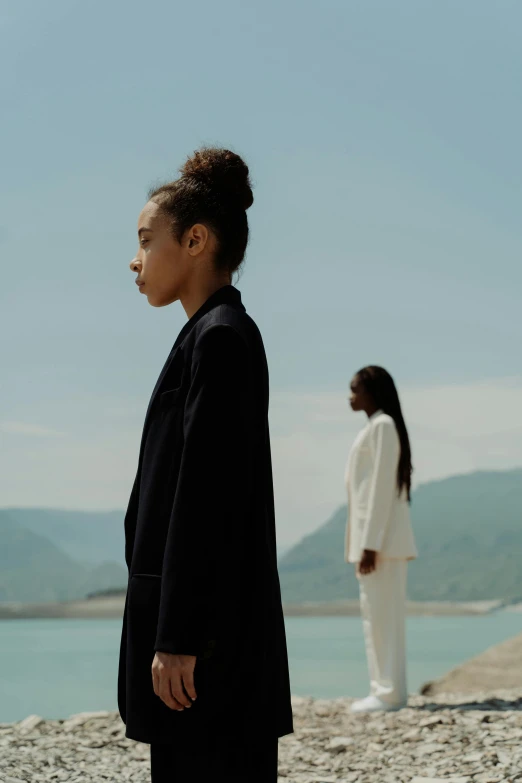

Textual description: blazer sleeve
[154,324,251,657]
[360,418,400,552]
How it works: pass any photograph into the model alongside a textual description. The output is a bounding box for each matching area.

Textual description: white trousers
[358,558,408,707]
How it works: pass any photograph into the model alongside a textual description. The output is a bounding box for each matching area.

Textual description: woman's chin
[147,293,173,308]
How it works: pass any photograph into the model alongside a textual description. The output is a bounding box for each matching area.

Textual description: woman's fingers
[152,666,159,697]
[182,664,197,702]
[170,670,193,709]
[158,677,184,711]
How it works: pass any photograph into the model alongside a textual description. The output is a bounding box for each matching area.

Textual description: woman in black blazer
[118,148,293,782]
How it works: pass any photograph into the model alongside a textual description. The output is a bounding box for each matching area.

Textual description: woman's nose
[130,257,140,273]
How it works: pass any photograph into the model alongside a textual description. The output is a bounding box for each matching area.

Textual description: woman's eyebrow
[138,227,153,236]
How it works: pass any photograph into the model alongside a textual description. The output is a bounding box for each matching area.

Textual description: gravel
[4,689,522,782]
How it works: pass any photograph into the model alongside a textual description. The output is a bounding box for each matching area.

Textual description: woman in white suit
[345,366,417,713]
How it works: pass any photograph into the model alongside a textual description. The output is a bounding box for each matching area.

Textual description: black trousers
[150,734,279,782]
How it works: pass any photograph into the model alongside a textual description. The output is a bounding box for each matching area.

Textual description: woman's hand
[152,652,197,711]
[357,549,377,576]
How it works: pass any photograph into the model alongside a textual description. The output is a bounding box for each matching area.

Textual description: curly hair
[149,147,254,274]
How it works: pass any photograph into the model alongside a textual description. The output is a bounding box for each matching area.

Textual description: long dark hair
[356,366,413,502]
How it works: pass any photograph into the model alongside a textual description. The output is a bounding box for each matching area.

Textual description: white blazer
[344,410,418,563]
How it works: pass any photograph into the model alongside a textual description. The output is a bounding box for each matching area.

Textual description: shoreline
[0,594,504,619]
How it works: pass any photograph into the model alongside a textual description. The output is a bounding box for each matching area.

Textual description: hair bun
[180,147,254,211]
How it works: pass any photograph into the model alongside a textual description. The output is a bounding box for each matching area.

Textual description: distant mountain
[3,508,125,567]
[79,561,128,599]
[279,506,358,603]
[0,511,127,603]
[279,469,522,603]
[4,469,522,604]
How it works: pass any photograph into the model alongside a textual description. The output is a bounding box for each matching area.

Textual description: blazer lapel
[141,285,245,439]
[142,343,181,430]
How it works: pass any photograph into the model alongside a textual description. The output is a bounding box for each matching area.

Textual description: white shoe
[350,695,405,713]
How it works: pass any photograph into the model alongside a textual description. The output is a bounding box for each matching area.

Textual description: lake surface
[0,613,520,723]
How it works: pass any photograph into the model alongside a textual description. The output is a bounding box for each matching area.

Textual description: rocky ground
[3,691,522,782]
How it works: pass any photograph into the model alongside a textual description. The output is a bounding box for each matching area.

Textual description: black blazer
[118,285,293,744]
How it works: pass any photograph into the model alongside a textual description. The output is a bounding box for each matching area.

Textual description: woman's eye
[140,239,148,246]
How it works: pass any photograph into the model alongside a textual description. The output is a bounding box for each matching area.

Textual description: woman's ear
[185,224,209,256]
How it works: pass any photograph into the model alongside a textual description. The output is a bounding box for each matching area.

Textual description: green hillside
[279,469,522,603]
[3,508,125,566]
[3,469,522,604]
[0,511,127,603]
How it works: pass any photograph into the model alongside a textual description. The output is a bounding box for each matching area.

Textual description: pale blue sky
[1,0,522,545]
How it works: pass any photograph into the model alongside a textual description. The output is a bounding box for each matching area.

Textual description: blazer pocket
[132,573,161,580]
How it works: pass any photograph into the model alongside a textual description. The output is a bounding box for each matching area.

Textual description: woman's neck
[180,274,232,319]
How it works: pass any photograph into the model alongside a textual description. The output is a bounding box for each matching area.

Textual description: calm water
[0,613,520,723]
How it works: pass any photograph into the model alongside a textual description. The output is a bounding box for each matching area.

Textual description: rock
[16,714,43,733]
[401,728,422,740]
[326,736,354,753]
[423,631,522,695]
[62,710,113,732]
[67,710,112,721]
[411,779,471,783]
[313,701,333,717]
[415,742,445,756]
[462,751,484,762]
[419,716,445,728]
[310,778,337,783]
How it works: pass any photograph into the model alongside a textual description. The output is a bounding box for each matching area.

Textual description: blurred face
[129,201,210,308]
[349,375,372,412]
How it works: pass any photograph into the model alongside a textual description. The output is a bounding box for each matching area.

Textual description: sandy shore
[283,599,502,617]
[3,690,522,782]
[0,595,127,619]
[0,595,504,620]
